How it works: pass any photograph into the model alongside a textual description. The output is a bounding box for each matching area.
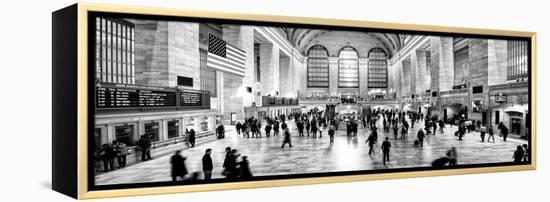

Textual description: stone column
[106,125,116,143]
[409,51,418,95]
[279,55,291,97]
[183,117,187,137]
[208,115,216,132]
[328,57,339,96]
[223,25,255,107]
[488,40,508,85]
[259,43,280,96]
[215,71,225,114]
[161,119,168,141]
[415,50,430,94]
[223,73,244,122]
[401,57,412,96]
[430,37,454,92]
[359,58,369,96]
[468,39,489,121]
[167,22,200,89]
[134,21,200,88]
[391,62,402,99]
[134,20,169,87]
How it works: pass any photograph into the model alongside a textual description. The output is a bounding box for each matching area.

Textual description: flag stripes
[207,34,246,77]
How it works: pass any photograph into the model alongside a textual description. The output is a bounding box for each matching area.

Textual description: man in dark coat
[393,124,399,140]
[381,137,392,165]
[188,129,196,147]
[366,133,376,155]
[235,122,242,135]
[170,150,188,182]
[499,122,509,142]
[417,128,425,147]
[202,149,213,180]
[297,120,304,136]
[225,149,239,179]
[273,121,280,136]
[265,123,272,137]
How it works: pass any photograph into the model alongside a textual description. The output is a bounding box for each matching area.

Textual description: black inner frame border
[87,11,533,191]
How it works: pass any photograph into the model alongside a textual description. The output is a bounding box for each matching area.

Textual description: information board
[96,85,177,108]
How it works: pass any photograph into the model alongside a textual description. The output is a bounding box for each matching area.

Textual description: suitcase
[414,139,420,146]
[432,157,450,167]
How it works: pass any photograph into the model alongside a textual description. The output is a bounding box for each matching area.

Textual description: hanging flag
[207,34,246,76]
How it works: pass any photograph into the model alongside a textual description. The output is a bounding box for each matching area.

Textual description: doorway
[511,118,522,134]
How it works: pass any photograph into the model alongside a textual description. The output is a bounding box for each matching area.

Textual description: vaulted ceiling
[275,28,410,58]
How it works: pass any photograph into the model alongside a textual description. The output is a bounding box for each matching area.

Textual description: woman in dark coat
[238,156,253,179]
[170,150,188,181]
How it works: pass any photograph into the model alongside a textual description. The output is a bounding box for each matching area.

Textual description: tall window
[367,48,388,88]
[453,38,469,85]
[200,49,217,97]
[426,51,431,73]
[338,46,359,88]
[507,40,528,80]
[95,17,135,84]
[307,45,329,88]
[254,43,261,83]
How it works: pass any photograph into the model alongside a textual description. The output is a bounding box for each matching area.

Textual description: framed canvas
[52,3,537,199]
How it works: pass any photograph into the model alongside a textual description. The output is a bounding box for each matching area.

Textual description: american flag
[207,34,246,76]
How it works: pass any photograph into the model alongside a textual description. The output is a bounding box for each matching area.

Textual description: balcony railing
[489,81,528,91]
[262,96,299,106]
[439,88,468,96]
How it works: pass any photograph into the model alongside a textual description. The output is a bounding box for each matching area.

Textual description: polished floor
[95,116,527,185]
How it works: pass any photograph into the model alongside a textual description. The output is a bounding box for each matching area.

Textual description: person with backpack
[328,125,335,144]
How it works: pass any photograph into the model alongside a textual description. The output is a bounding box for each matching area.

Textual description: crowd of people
[169,147,253,182]
[95,107,529,177]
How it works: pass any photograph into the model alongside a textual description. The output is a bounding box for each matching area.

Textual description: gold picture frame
[52,3,536,199]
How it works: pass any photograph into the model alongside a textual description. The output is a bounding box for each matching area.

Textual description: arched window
[338,46,359,88]
[307,45,329,88]
[367,47,388,88]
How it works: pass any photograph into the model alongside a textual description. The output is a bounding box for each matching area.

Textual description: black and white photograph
[90,13,532,188]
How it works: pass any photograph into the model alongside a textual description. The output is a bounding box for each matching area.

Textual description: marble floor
[95,118,528,185]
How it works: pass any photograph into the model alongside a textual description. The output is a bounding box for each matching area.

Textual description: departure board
[179,91,202,106]
[96,84,177,108]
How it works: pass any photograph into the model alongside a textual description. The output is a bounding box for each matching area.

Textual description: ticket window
[167,120,180,139]
[144,122,160,142]
[115,125,135,146]
[511,118,522,134]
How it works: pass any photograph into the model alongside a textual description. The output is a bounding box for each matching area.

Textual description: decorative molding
[389,35,430,65]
